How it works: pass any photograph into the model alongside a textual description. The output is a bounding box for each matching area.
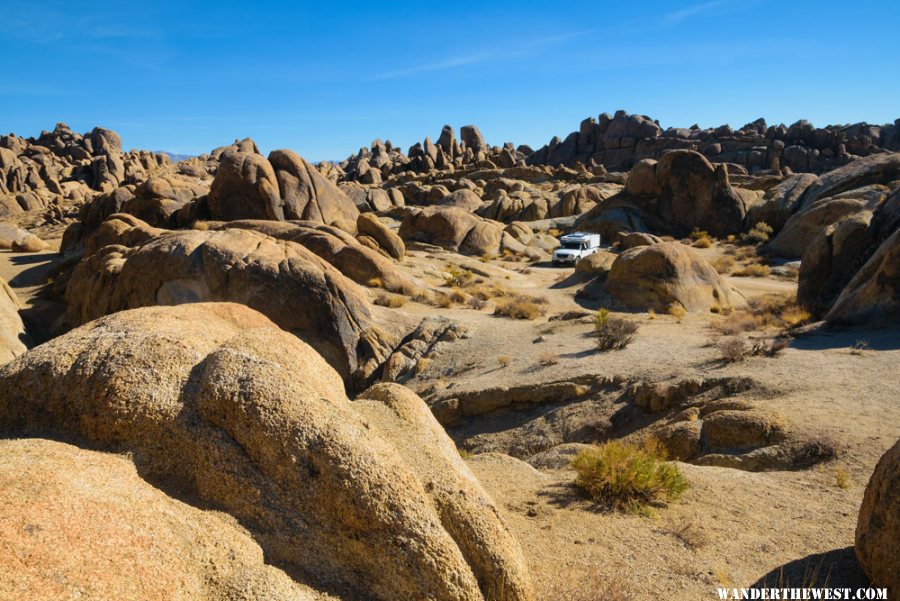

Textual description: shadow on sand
[749,547,869,590]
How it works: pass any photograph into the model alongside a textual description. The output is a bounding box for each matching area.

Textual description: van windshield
[561,242,584,250]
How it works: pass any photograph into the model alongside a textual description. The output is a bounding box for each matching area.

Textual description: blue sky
[2,0,898,161]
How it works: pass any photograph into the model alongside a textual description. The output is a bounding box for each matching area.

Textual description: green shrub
[571,440,687,511]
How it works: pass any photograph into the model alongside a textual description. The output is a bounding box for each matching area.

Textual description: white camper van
[552,232,601,266]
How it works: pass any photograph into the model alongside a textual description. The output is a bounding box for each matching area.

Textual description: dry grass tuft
[366,277,384,288]
[834,467,850,489]
[496,355,511,368]
[667,304,687,320]
[443,265,474,287]
[541,569,637,601]
[689,228,710,242]
[666,518,708,550]
[711,255,736,274]
[538,351,559,367]
[373,292,407,308]
[714,294,811,337]
[192,220,210,231]
[744,221,774,244]
[733,263,772,278]
[572,439,687,512]
[692,236,713,248]
[494,295,548,320]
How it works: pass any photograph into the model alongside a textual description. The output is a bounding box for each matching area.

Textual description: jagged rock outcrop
[527,110,900,174]
[0,303,534,601]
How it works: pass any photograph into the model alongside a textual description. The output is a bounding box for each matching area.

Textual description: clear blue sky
[2,0,898,161]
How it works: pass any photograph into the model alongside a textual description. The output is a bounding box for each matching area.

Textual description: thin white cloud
[663,0,736,24]
[367,29,594,81]
[368,53,493,81]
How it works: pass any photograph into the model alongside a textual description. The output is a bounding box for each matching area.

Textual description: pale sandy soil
[2,240,898,600]
[386,245,900,599]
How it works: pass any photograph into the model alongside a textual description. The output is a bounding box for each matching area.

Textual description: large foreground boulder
[0,438,325,601]
[0,277,29,364]
[65,227,375,382]
[0,303,534,601]
[855,440,899,595]
[606,241,739,312]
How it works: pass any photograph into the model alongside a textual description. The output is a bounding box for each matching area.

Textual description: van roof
[559,232,597,241]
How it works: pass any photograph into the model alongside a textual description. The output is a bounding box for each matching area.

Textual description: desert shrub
[718,334,789,362]
[434,293,453,308]
[711,255,736,274]
[366,277,383,288]
[732,263,771,277]
[647,308,656,320]
[718,336,747,362]
[547,227,563,238]
[692,236,712,248]
[192,220,210,231]
[448,287,468,304]
[594,309,638,351]
[373,292,407,308]
[443,265,473,287]
[571,439,687,511]
[744,221,774,244]
[538,351,559,366]
[497,355,511,368]
[850,339,869,355]
[494,295,548,320]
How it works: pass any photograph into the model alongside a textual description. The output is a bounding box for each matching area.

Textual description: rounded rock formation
[855,439,899,594]
[605,241,739,312]
[0,303,535,601]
